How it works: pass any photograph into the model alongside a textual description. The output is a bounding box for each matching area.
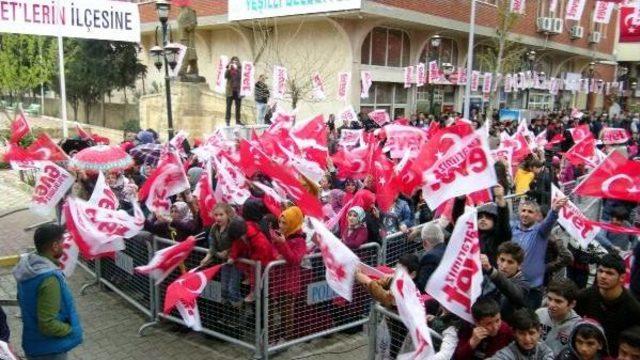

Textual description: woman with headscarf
[145,201,200,242]
[341,206,368,249]
[269,206,308,341]
[342,178,359,205]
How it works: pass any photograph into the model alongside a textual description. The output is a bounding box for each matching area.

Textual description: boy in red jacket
[454,297,513,359]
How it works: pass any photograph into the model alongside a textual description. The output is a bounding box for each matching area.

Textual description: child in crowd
[556,319,613,360]
[536,278,582,355]
[487,308,554,360]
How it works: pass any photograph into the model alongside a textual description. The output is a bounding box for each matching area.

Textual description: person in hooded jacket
[555,319,614,360]
[536,279,582,356]
[13,224,83,360]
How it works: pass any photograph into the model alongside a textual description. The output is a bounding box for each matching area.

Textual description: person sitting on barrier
[269,206,308,341]
[617,326,640,360]
[480,242,531,323]
[13,224,84,360]
[487,308,554,360]
[510,197,568,308]
[535,278,582,356]
[415,222,446,292]
[341,206,368,249]
[145,201,201,243]
[355,253,420,359]
[454,297,513,360]
[201,203,236,266]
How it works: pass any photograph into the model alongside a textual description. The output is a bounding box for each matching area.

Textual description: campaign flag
[135,236,197,285]
[59,232,79,277]
[428,61,439,84]
[471,71,480,92]
[338,105,358,127]
[457,67,468,86]
[214,55,229,94]
[382,124,427,159]
[620,6,640,42]
[568,124,592,143]
[30,162,75,216]
[420,129,497,210]
[491,147,514,177]
[482,73,493,94]
[138,152,190,214]
[337,72,352,102]
[88,171,120,210]
[273,65,288,100]
[392,267,436,359]
[339,129,363,148]
[164,264,223,330]
[308,217,359,301]
[594,1,615,23]
[416,63,426,87]
[551,185,600,248]
[565,137,599,168]
[601,127,630,145]
[193,161,216,227]
[22,133,69,162]
[574,151,640,203]
[404,66,414,88]
[169,130,189,155]
[212,155,251,205]
[10,112,30,144]
[426,209,482,323]
[510,0,525,14]
[240,61,255,97]
[311,72,326,100]
[361,71,373,99]
[368,109,390,127]
[566,0,587,21]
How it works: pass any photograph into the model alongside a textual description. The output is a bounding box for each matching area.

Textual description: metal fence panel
[262,242,380,358]
[382,232,422,267]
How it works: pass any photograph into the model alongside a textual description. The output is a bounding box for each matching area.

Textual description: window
[419,37,458,66]
[472,45,494,73]
[361,27,411,67]
[361,82,409,117]
[538,0,564,18]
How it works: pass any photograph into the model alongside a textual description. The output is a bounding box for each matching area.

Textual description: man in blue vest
[12,224,82,360]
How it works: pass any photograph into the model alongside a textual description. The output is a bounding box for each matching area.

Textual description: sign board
[306,280,339,305]
[228,0,362,21]
[0,0,141,42]
[499,108,521,123]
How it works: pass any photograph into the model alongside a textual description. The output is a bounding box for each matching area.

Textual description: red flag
[564,136,599,168]
[368,109,390,126]
[164,264,223,314]
[502,132,532,163]
[24,133,69,162]
[620,6,640,43]
[193,161,216,227]
[394,154,423,197]
[138,151,190,214]
[332,142,375,180]
[10,112,30,144]
[601,127,630,145]
[544,133,564,149]
[292,114,327,149]
[412,122,474,174]
[583,220,640,236]
[135,236,197,284]
[76,124,91,140]
[252,181,285,217]
[569,124,592,143]
[574,151,640,202]
[371,147,399,212]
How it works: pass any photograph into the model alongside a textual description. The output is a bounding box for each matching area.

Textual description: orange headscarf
[280,206,304,237]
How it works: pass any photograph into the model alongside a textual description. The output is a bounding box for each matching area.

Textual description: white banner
[471,71,480,92]
[0,0,140,42]
[338,105,358,126]
[337,72,352,102]
[482,73,493,94]
[240,61,255,97]
[361,71,373,99]
[228,0,362,21]
[551,185,599,248]
[594,1,615,24]
[30,161,75,216]
[416,63,426,87]
[311,72,326,101]
[510,0,526,14]
[426,210,482,323]
[273,65,288,100]
[214,55,229,94]
[404,66,414,88]
[428,61,439,84]
[565,0,586,20]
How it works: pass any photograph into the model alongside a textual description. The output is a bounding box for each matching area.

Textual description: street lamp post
[150,0,178,140]
[463,0,476,120]
[429,35,441,115]
[525,50,536,110]
[587,61,596,111]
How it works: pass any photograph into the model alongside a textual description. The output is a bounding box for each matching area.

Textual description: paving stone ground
[0,169,369,359]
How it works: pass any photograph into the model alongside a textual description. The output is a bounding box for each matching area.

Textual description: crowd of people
[4,106,640,360]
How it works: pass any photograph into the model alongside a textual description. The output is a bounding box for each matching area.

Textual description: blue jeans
[28,353,68,360]
[220,264,242,303]
[256,102,267,125]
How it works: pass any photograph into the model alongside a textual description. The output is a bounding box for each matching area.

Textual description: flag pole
[463,0,476,120]
[57,35,68,138]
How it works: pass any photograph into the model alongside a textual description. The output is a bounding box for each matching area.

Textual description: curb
[0,255,20,267]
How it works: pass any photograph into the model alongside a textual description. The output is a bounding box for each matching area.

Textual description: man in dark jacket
[481,242,531,323]
[416,222,446,291]
[254,74,270,124]
[575,254,640,357]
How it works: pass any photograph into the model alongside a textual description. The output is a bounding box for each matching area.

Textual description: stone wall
[139,81,256,141]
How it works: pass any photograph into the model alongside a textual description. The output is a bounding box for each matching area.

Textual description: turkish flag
[372,147,399,212]
[620,6,640,43]
[236,139,267,178]
[412,122,474,175]
[10,112,30,144]
[135,236,197,284]
[332,142,376,180]
[213,155,251,206]
[89,172,120,210]
[569,124,592,143]
[138,151,190,214]
[193,161,216,227]
[426,209,482,323]
[583,220,640,236]
[252,181,285,217]
[601,127,630,145]
[391,267,436,359]
[502,132,532,163]
[292,114,327,149]
[544,133,564,150]
[24,133,69,162]
[394,152,423,197]
[564,136,599,168]
[574,151,640,203]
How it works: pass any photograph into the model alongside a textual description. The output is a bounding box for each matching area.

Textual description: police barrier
[260,242,380,359]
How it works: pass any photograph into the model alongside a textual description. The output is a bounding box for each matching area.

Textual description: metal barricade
[381,231,423,267]
[98,232,155,319]
[261,242,380,359]
[367,304,442,360]
[150,237,263,356]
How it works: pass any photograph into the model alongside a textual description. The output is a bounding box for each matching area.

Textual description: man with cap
[416,222,446,291]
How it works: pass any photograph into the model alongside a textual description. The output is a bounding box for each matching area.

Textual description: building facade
[138,0,619,121]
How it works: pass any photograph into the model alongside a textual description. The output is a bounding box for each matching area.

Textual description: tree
[0,34,56,101]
